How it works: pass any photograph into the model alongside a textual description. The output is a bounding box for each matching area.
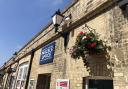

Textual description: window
[83,77,113,89]
[16,62,28,89]
[5,75,15,89]
[88,79,113,89]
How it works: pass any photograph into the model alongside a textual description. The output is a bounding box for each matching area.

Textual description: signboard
[56,79,69,89]
[40,42,56,65]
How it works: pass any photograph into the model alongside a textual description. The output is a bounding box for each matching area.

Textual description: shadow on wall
[83,52,114,77]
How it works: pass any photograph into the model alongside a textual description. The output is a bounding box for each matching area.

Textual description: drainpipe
[25,49,35,89]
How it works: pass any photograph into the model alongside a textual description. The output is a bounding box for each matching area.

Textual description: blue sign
[40,42,56,65]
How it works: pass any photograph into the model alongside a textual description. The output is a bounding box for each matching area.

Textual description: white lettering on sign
[41,46,53,60]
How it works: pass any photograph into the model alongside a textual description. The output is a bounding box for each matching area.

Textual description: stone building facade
[0,0,128,89]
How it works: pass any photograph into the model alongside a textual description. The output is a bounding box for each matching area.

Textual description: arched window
[16,62,29,89]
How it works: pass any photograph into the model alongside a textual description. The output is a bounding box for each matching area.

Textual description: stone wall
[110,6,128,89]
[29,37,66,89]
[64,0,128,89]
[19,0,128,89]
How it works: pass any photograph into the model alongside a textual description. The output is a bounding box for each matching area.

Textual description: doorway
[36,74,51,89]
[83,78,113,89]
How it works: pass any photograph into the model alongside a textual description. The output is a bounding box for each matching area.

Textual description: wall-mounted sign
[40,42,56,65]
[56,79,69,89]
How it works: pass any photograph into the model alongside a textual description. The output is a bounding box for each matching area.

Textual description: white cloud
[52,0,63,6]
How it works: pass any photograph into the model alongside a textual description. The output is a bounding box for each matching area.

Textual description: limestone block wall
[2,0,128,89]
[29,37,66,89]
[110,6,128,89]
[65,1,128,89]
[23,0,128,89]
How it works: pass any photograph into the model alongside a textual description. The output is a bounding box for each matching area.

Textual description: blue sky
[0,0,72,67]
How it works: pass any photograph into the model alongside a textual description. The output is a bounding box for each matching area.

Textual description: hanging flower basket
[70,31,109,59]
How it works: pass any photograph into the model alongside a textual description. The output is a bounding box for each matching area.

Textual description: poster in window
[28,79,35,89]
[56,79,69,89]
[40,42,56,65]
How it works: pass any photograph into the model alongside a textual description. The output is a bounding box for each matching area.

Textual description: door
[36,74,51,89]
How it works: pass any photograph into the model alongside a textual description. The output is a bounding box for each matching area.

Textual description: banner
[56,79,69,89]
[40,42,56,64]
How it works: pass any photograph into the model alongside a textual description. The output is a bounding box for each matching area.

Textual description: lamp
[52,10,64,32]
[52,10,71,48]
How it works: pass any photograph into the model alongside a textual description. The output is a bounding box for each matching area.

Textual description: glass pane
[23,67,28,80]
[16,80,21,88]
[18,68,23,79]
[21,80,25,89]
[9,76,15,89]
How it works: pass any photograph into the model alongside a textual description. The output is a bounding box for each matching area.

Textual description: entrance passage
[89,79,113,89]
[36,74,51,89]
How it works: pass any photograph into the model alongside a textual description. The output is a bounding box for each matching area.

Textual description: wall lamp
[52,10,71,48]
[52,10,64,33]
[52,10,71,33]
